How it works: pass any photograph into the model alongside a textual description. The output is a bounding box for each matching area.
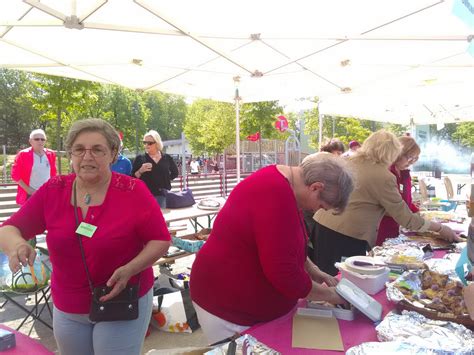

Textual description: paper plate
[344,256,387,275]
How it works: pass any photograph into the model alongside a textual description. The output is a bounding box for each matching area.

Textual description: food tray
[197,198,221,210]
[387,269,474,328]
[397,300,474,329]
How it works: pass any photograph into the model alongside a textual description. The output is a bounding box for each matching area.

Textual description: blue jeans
[53,288,153,355]
[155,195,166,209]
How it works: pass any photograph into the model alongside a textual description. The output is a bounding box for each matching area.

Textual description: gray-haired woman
[0,118,171,354]
[131,130,179,209]
[190,153,354,344]
[312,130,460,276]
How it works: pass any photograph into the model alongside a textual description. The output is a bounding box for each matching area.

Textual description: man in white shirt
[190,159,200,175]
[11,129,57,205]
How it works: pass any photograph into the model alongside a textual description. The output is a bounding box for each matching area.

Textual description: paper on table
[292,313,344,351]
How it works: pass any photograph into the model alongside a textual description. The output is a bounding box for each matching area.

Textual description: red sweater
[11,147,57,205]
[376,166,419,245]
[190,165,312,326]
[3,173,170,313]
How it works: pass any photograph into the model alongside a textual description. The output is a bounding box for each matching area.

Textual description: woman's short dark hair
[320,139,345,154]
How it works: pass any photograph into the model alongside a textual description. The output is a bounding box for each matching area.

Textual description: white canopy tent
[1,0,473,177]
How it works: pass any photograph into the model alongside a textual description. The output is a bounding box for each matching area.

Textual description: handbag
[73,181,139,322]
[164,188,195,209]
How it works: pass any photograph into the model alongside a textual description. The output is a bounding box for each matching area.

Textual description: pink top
[190,165,312,326]
[11,147,57,205]
[376,166,419,245]
[2,173,170,314]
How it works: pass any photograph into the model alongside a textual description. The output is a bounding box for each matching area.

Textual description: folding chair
[443,177,466,212]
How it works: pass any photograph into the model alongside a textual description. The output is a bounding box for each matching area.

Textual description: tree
[0,69,39,151]
[452,122,474,147]
[240,101,284,140]
[303,108,372,149]
[144,91,187,140]
[384,123,410,137]
[28,74,101,172]
[183,99,235,156]
[93,85,146,153]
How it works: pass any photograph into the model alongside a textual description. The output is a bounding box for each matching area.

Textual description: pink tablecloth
[0,324,53,355]
[244,288,394,354]
[245,251,450,354]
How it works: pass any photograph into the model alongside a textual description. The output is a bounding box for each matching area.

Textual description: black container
[0,329,16,351]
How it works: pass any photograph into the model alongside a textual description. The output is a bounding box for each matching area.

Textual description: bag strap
[73,180,95,295]
[73,180,141,295]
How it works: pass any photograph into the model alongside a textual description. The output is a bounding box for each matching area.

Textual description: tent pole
[234,77,241,182]
[318,101,323,150]
[181,131,187,189]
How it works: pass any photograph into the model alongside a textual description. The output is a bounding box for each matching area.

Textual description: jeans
[53,288,153,355]
[155,195,166,209]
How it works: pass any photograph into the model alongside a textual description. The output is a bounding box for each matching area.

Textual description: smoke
[413,138,472,174]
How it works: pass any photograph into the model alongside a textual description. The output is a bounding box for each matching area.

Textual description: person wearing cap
[111,137,132,175]
[342,140,361,157]
[11,129,57,205]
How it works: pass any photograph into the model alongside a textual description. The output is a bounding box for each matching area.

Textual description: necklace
[76,176,111,206]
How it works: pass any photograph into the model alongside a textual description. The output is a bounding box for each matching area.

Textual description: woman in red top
[0,119,170,354]
[190,153,354,344]
[376,136,420,245]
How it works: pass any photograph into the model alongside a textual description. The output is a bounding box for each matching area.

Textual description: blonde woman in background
[311,130,460,276]
[131,130,178,209]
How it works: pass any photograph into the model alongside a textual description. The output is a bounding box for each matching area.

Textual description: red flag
[246,132,261,141]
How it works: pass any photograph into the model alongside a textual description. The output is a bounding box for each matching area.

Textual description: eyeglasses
[405,155,418,164]
[142,141,156,146]
[70,147,108,157]
[33,138,46,142]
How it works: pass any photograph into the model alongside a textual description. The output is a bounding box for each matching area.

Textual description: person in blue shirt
[111,139,132,175]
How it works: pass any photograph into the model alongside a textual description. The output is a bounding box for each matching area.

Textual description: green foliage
[240,101,284,139]
[28,74,101,150]
[384,123,410,137]
[92,86,145,153]
[452,122,474,147]
[303,103,372,149]
[183,99,235,155]
[0,69,39,151]
[144,91,187,141]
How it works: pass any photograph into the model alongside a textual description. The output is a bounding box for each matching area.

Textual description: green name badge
[76,222,97,238]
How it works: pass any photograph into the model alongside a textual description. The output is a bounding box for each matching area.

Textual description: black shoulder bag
[73,181,139,322]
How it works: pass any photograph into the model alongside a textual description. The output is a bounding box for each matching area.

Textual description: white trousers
[193,301,250,344]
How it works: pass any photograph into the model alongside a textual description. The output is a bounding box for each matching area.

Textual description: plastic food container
[336,262,389,295]
[336,278,383,322]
